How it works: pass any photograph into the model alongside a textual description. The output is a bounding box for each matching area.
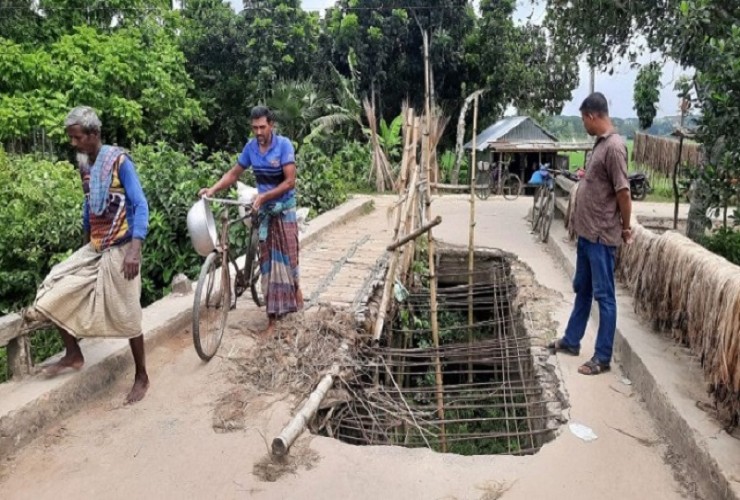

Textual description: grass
[564,139,635,170]
[566,139,678,204]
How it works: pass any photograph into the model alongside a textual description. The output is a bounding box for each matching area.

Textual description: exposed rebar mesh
[315,254,559,456]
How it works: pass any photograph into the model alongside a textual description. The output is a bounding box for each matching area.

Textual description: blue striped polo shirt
[237,134,296,204]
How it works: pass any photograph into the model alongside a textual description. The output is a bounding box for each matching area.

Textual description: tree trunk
[673,135,683,230]
[452,90,486,185]
[687,138,723,242]
[686,177,711,242]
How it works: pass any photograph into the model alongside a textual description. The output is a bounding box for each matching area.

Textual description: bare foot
[125,375,149,405]
[256,320,276,341]
[296,288,304,310]
[42,355,84,377]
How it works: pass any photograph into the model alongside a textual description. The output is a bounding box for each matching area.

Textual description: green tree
[180,0,247,148]
[308,61,366,142]
[322,1,477,119]
[36,0,173,38]
[0,0,44,44]
[321,1,410,117]
[633,62,662,130]
[181,0,320,149]
[0,24,206,147]
[266,79,330,143]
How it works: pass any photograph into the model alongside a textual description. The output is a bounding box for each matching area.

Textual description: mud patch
[212,387,253,432]
[476,480,515,500]
[252,439,320,482]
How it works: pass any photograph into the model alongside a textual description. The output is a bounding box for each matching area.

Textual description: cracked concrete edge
[545,219,736,500]
[0,304,191,462]
[0,196,376,462]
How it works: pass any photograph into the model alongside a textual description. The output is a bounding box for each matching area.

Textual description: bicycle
[474,160,522,201]
[531,166,567,243]
[192,196,263,361]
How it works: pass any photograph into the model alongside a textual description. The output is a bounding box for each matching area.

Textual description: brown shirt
[572,132,630,247]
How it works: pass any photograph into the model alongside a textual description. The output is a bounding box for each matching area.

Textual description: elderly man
[548,92,633,376]
[24,106,150,403]
[200,105,302,338]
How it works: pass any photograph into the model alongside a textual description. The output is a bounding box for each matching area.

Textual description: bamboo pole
[423,106,447,453]
[386,110,415,382]
[468,95,479,384]
[372,124,421,343]
[272,364,340,457]
[401,120,421,285]
[422,28,434,195]
[387,216,442,251]
[430,183,470,191]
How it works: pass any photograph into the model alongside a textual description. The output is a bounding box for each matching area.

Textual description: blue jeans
[563,237,617,364]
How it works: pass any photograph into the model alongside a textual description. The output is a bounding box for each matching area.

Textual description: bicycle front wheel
[192,251,230,361]
[532,186,544,230]
[475,170,492,200]
[503,174,522,200]
[540,190,556,243]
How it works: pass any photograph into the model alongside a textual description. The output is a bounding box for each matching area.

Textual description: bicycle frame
[203,196,259,301]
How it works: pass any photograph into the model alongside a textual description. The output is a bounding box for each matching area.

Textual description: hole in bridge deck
[312,249,564,456]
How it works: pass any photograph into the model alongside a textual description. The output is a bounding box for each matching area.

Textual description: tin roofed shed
[462,116,593,188]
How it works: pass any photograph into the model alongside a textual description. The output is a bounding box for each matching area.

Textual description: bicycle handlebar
[545,168,565,175]
[202,195,254,208]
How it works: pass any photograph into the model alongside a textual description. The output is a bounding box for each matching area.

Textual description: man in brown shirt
[549,92,633,375]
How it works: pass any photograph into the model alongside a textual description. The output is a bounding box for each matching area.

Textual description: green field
[565,139,674,203]
[565,139,635,170]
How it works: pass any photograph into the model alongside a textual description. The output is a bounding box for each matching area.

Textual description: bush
[330,141,373,192]
[297,143,350,215]
[0,149,82,314]
[702,227,740,266]
[132,142,233,304]
[0,149,80,381]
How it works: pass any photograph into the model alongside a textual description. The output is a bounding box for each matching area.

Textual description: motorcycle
[629,172,652,201]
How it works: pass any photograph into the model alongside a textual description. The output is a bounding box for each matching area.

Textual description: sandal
[547,338,580,356]
[578,358,611,376]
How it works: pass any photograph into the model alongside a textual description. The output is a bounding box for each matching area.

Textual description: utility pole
[589,66,595,94]
[589,48,595,94]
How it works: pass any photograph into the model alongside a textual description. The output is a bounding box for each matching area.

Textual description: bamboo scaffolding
[633,131,701,175]
[372,114,420,343]
[401,120,421,285]
[422,105,447,452]
[468,95,479,384]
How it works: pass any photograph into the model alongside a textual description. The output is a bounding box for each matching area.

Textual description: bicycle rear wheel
[244,226,263,307]
[503,174,522,200]
[475,170,492,200]
[192,251,230,361]
[539,190,555,243]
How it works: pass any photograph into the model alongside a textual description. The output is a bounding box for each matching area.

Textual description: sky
[227,0,688,119]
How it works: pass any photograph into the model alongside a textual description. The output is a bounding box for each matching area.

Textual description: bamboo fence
[633,132,702,176]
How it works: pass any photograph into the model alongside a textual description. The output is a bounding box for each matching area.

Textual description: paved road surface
[0,196,696,500]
